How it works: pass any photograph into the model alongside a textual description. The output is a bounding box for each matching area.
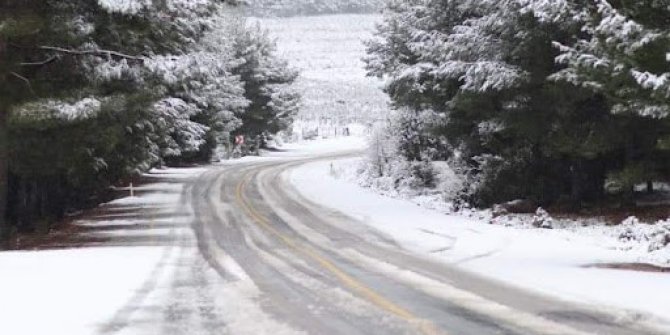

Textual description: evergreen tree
[0,0,121,241]
[365,0,670,208]
[553,0,670,200]
[366,0,573,204]
[0,0,233,240]
[554,1,670,118]
[230,22,300,143]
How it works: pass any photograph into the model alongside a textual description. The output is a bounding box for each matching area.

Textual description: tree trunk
[0,106,8,246]
[16,177,28,233]
[647,180,654,194]
[570,160,582,210]
[0,32,9,247]
[622,136,636,207]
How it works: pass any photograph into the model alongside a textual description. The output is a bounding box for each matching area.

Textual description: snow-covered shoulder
[0,166,205,335]
[287,155,670,324]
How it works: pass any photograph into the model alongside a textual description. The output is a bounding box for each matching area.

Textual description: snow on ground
[217,136,367,166]
[278,136,367,155]
[0,248,163,335]
[0,167,204,335]
[3,136,667,333]
[288,154,670,325]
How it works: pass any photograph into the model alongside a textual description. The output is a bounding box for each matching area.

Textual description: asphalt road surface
[103,152,668,335]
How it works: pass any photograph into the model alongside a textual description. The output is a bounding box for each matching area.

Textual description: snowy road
[7,146,665,335]
[171,151,666,335]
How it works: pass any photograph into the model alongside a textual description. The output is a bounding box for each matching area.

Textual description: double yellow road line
[234,169,443,335]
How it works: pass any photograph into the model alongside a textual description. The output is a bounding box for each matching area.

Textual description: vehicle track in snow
[182,151,667,335]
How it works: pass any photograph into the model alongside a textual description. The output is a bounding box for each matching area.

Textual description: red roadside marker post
[235,135,245,146]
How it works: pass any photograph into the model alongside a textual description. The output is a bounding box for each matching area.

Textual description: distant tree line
[365,0,670,209]
[0,0,299,244]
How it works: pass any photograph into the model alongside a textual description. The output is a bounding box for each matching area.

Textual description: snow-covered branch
[38,46,145,62]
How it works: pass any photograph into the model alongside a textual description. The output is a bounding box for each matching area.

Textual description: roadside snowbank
[0,167,204,335]
[279,136,366,155]
[220,136,367,166]
[288,156,670,324]
[0,248,164,335]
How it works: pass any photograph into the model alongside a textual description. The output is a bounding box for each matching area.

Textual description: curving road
[182,152,666,335]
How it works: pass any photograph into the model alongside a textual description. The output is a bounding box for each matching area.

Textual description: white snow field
[0,247,164,335]
[252,14,389,137]
[0,168,201,335]
[288,154,670,327]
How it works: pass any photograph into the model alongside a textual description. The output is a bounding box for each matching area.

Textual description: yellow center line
[234,169,444,335]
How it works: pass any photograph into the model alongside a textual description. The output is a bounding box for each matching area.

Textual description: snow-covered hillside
[242,0,383,17]
[252,14,389,138]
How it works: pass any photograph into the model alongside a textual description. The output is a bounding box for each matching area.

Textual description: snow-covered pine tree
[552,0,670,200]
[229,22,300,145]
[1,0,238,239]
[0,0,101,240]
[147,32,249,163]
[365,0,669,207]
[553,0,670,118]
[365,0,565,203]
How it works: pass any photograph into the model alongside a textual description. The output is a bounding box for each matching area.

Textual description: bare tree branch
[9,71,35,95]
[38,46,145,62]
[20,55,60,67]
